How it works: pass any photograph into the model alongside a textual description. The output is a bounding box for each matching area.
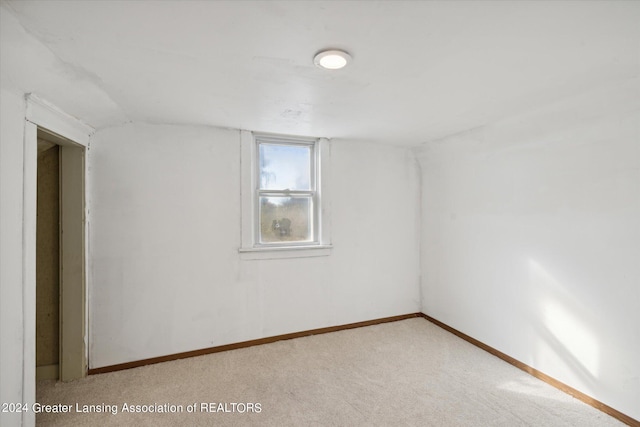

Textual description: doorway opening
[36,137,60,380]
[34,128,87,382]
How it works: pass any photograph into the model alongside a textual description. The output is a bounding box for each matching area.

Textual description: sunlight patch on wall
[529,259,600,379]
[541,299,599,377]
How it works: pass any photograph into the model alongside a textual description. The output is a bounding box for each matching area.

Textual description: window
[240,131,331,259]
[257,139,316,245]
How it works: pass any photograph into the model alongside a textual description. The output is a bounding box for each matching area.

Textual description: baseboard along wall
[88,313,420,375]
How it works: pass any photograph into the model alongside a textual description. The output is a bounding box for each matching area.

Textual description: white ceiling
[1,1,638,145]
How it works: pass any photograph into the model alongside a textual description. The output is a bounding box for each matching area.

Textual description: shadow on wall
[528,259,599,388]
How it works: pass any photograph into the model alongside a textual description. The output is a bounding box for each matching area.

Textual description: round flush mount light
[313,49,352,70]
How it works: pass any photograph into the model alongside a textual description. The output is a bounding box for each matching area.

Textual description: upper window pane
[259,143,311,191]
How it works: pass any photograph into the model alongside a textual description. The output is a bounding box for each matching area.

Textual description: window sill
[239,245,332,260]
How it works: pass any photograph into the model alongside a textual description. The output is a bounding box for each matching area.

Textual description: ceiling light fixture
[314,49,352,70]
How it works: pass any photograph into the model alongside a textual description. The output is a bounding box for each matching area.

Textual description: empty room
[1,1,638,426]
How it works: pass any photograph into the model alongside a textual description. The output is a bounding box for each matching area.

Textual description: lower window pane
[259,196,312,243]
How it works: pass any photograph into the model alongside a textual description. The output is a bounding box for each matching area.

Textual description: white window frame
[239,131,332,260]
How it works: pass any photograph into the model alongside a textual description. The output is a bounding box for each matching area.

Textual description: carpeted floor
[36,318,623,426]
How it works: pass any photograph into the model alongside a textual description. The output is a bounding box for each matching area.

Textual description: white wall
[88,124,420,368]
[417,79,640,419]
[0,86,29,426]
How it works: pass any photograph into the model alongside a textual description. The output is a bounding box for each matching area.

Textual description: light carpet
[36,318,624,426]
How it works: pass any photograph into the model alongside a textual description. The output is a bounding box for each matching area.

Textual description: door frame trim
[23,93,93,425]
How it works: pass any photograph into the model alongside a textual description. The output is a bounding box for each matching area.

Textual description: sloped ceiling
[1,1,638,145]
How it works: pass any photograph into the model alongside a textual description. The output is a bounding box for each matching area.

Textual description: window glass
[259,144,311,191]
[259,196,312,243]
